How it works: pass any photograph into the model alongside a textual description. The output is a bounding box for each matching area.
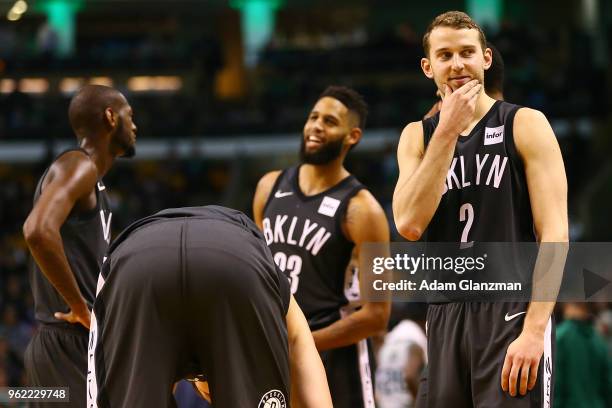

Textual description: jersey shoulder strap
[262,167,293,213]
[422,112,441,148]
[332,175,366,233]
[495,101,523,164]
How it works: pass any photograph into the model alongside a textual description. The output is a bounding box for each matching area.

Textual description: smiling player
[393,11,568,408]
[253,86,391,408]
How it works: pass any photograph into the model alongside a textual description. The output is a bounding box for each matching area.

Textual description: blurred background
[0,0,610,404]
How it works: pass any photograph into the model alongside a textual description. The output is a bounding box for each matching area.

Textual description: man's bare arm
[501,107,568,397]
[312,190,391,351]
[287,296,333,408]
[393,81,482,240]
[22,151,98,329]
[252,170,281,229]
[404,344,426,398]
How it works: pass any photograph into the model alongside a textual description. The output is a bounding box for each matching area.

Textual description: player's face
[111,101,137,158]
[300,97,352,165]
[422,27,492,93]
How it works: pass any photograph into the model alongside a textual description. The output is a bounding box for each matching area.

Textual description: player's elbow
[393,204,424,241]
[23,219,53,250]
[23,218,38,245]
[395,219,423,241]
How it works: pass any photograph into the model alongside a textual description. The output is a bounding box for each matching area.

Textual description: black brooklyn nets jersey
[423,101,535,243]
[30,148,112,325]
[263,165,364,330]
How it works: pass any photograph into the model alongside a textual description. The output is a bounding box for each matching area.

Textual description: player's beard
[112,118,136,158]
[439,71,484,93]
[299,137,344,165]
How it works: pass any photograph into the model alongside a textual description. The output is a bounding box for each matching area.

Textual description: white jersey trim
[357,338,376,408]
[87,309,100,408]
[340,308,375,407]
[542,317,553,408]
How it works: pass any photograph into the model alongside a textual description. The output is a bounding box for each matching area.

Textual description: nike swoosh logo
[274,190,293,198]
[504,311,527,322]
[97,182,106,191]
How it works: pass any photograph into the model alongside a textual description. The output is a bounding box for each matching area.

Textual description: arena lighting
[59,77,85,94]
[0,79,17,94]
[126,76,183,92]
[60,77,114,93]
[89,77,114,87]
[35,0,84,56]
[13,0,27,14]
[6,0,27,21]
[231,0,284,67]
[467,0,502,33]
[7,10,20,21]
[19,78,49,94]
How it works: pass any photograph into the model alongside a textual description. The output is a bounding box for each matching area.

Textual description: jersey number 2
[273,252,303,295]
[459,203,474,247]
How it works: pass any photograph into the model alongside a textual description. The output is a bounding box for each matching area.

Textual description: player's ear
[346,127,362,147]
[421,57,434,79]
[483,47,492,70]
[104,108,117,130]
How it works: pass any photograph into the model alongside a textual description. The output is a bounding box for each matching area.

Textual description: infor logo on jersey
[484,125,504,145]
[318,196,341,217]
[258,389,287,408]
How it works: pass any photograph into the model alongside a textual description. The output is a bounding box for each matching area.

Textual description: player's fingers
[519,361,530,395]
[527,359,540,390]
[501,355,511,391]
[465,83,482,100]
[54,311,73,323]
[455,79,480,94]
[442,84,452,99]
[508,357,523,396]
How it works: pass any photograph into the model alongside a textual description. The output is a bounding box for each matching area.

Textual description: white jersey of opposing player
[375,320,427,408]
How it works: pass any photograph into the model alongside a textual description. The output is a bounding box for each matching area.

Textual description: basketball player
[87,206,333,408]
[22,85,137,407]
[393,11,568,408]
[416,40,509,408]
[253,86,391,407]
[424,40,504,119]
[375,313,427,407]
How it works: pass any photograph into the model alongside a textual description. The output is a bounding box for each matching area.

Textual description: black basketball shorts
[87,216,291,408]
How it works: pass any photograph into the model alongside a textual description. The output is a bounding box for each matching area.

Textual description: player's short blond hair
[422,11,487,57]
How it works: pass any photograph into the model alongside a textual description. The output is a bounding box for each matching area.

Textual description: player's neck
[299,160,350,196]
[460,93,497,136]
[474,92,496,120]
[80,139,114,178]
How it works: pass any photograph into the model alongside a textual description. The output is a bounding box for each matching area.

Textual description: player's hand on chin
[500,329,544,397]
[437,80,482,136]
[54,302,91,329]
